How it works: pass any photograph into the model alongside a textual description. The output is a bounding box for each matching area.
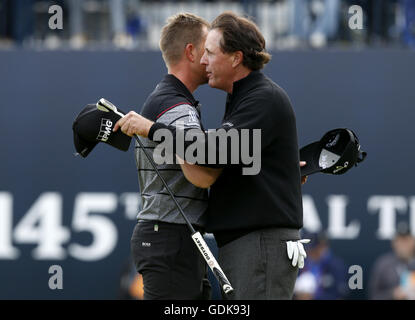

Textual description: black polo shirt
[149,71,303,247]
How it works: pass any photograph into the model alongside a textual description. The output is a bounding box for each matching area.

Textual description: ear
[185,43,196,63]
[232,51,243,68]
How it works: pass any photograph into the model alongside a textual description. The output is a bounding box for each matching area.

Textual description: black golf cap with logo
[72,104,132,157]
[300,128,367,176]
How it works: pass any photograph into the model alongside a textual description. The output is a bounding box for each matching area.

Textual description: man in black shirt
[115,12,308,300]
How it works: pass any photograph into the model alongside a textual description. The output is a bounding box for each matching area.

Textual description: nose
[200,51,208,66]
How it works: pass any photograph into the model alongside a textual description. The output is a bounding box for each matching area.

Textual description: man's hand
[286,239,310,269]
[113,111,154,138]
[300,161,308,185]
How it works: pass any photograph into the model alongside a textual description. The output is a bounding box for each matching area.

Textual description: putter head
[96,98,125,117]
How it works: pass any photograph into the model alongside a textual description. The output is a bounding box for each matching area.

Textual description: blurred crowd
[292,222,415,300]
[117,225,415,300]
[0,0,414,50]
[369,222,415,300]
[293,231,349,300]
[0,0,147,49]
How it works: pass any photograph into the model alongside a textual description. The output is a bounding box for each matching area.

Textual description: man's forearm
[149,122,245,169]
[178,157,223,188]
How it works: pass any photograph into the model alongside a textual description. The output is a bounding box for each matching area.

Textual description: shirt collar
[231,70,263,96]
[224,70,263,116]
[163,74,198,106]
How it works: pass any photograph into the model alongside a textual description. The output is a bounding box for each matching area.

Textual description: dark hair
[160,13,210,67]
[211,12,271,70]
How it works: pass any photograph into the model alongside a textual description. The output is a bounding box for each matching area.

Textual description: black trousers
[131,221,211,300]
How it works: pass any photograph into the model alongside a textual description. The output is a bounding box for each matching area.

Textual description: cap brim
[300,141,323,176]
[73,131,98,158]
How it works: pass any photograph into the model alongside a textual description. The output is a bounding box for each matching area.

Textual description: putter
[96,98,234,295]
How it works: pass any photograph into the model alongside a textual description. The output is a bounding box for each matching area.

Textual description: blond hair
[159,13,210,67]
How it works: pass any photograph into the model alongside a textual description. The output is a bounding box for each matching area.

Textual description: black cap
[72,104,132,157]
[300,128,367,176]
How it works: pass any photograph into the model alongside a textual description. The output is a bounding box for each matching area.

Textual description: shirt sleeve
[156,103,202,129]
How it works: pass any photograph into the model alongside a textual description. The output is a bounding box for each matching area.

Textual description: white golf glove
[286,239,310,269]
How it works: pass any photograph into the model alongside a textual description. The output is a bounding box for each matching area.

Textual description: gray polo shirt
[135,104,208,227]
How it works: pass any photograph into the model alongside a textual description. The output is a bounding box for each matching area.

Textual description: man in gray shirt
[128,13,215,300]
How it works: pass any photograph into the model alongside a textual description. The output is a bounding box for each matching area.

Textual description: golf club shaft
[133,134,233,294]
[133,135,196,234]
[96,98,233,294]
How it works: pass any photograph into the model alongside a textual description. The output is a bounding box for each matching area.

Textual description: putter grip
[191,232,234,295]
[213,267,234,295]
